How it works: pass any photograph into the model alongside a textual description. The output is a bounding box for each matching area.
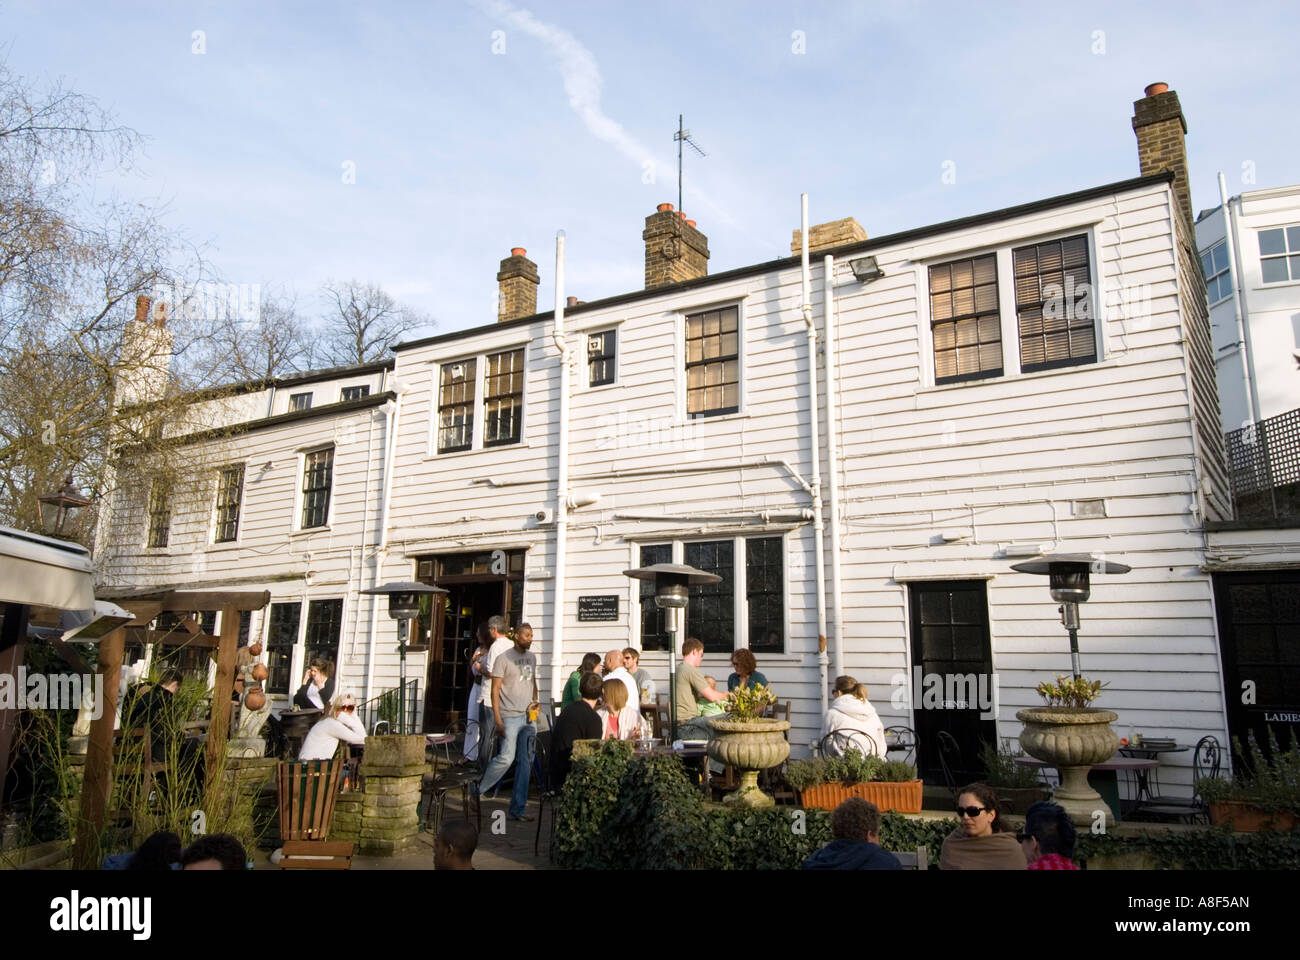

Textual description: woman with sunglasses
[939,782,1027,870]
[298,692,367,761]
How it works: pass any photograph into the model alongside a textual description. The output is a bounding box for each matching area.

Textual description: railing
[1225,407,1300,521]
[356,679,420,736]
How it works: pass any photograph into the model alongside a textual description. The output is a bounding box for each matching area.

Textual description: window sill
[207,540,244,552]
[1256,278,1300,291]
[290,525,331,537]
[426,441,525,461]
[916,357,1119,396]
[685,410,750,426]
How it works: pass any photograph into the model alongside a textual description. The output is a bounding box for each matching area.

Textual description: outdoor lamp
[849,256,884,283]
[361,580,447,734]
[1010,553,1130,680]
[622,562,721,739]
[38,475,92,539]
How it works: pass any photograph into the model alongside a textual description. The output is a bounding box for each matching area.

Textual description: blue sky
[4,0,1298,340]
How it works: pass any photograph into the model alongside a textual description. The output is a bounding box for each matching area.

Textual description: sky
[4,0,1298,342]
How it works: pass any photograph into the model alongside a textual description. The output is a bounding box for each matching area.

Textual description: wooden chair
[277,758,353,869]
[116,726,167,804]
[892,845,929,870]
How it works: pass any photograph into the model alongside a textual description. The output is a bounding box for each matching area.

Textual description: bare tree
[201,287,314,383]
[319,279,431,366]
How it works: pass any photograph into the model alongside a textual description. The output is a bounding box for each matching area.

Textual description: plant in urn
[707,683,789,809]
[1017,676,1119,827]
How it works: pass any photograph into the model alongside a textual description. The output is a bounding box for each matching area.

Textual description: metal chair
[817,729,880,759]
[1134,735,1221,823]
[422,765,480,836]
[937,731,963,798]
[884,725,916,765]
[533,731,561,858]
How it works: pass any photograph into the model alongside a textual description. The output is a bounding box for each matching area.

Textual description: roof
[0,525,95,610]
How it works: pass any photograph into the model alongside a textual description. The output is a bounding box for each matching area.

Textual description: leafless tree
[319,279,432,366]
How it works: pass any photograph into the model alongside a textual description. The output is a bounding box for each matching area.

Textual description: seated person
[596,678,641,740]
[551,672,604,790]
[697,677,726,717]
[940,783,1027,870]
[124,669,183,763]
[726,648,769,692]
[293,658,334,711]
[561,652,603,708]
[802,797,901,870]
[434,819,478,870]
[180,833,247,870]
[102,830,182,870]
[674,637,728,741]
[298,693,366,761]
[1020,801,1080,870]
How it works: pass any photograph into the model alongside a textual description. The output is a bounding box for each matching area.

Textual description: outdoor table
[1015,755,1159,821]
[633,742,711,795]
[1118,743,1188,804]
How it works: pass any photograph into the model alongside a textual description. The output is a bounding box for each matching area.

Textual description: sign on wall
[577,596,619,621]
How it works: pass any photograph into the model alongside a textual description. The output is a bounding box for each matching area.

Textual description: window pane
[301,448,333,528]
[1261,257,1289,283]
[639,544,672,651]
[1213,242,1229,273]
[265,603,300,695]
[305,599,343,669]
[685,540,734,653]
[215,464,244,542]
[1015,234,1095,371]
[1291,255,1300,280]
[1259,229,1285,256]
[931,253,1000,384]
[747,537,784,653]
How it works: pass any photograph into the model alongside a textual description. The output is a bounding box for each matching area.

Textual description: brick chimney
[1132,82,1194,238]
[791,217,867,256]
[497,247,539,322]
[643,203,709,289]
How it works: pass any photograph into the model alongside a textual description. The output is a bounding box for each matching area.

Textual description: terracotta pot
[1208,801,1298,833]
[707,716,790,809]
[1017,707,1120,826]
[800,779,924,814]
[244,690,266,711]
[252,663,269,682]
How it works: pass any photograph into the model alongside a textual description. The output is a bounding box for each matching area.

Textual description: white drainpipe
[822,254,846,685]
[550,231,570,703]
[1218,172,1261,426]
[800,195,829,719]
[364,387,405,711]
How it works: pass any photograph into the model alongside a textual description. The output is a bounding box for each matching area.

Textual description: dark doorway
[908,580,996,786]
[417,550,525,730]
[1212,571,1300,767]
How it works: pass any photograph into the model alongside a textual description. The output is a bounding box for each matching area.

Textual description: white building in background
[98,83,1250,797]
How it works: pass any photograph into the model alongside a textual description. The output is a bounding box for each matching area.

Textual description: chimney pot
[511,247,526,257]
[1144,82,1169,97]
[134,294,151,324]
[656,202,673,213]
[685,219,697,228]
[566,296,578,308]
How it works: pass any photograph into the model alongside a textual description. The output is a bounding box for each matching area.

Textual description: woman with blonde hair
[820,676,887,758]
[298,691,367,761]
[596,678,642,740]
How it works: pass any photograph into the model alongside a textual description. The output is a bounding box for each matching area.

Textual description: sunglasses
[956,805,989,818]
[341,704,356,712]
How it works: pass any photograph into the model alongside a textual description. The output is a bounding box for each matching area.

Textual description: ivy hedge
[550,744,1300,870]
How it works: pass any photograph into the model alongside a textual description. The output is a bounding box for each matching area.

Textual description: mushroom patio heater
[38,475,92,539]
[1009,553,1130,680]
[622,562,720,739]
[361,581,447,734]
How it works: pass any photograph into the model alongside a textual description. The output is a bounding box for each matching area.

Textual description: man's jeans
[478,713,536,818]
[477,703,495,773]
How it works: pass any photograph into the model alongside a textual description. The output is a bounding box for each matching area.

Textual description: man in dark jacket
[549,671,604,790]
[802,797,902,870]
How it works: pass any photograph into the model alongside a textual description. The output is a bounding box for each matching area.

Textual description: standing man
[675,637,728,741]
[623,647,656,704]
[476,615,513,768]
[475,622,539,822]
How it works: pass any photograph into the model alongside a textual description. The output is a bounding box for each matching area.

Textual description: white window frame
[1257,223,1300,285]
[210,462,246,545]
[294,443,335,532]
[918,228,1102,388]
[1200,239,1232,305]
[676,299,745,421]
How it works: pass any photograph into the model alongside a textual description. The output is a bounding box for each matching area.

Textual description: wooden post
[0,602,30,810]
[73,624,125,869]
[205,604,239,777]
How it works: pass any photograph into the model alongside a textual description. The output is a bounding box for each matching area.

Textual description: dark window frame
[929,253,1003,385]
[146,480,170,549]
[685,539,736,654]
[437,358,476,453]
[483,347,525,447]
[304,598,344,669]
[300,446,333,529]
[685,305,740,418]
[587,329,617,387]
[265,602,300,695]
[340,384,370,402]
[1012,233,1097,374]
[638,543,673,652]
[746,536,785,654]
[288,392,313,412]
[213,463,244,543]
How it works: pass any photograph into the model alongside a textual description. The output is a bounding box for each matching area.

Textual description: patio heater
[361,581,447,734]
[621,562,720,739]
[37,475,92,539]
[1009,553,1130,680]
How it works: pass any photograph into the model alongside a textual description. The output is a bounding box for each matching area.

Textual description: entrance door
[1213,571,1300,764]
[908,580,996,786]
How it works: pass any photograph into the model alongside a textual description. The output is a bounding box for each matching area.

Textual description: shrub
[783,750,890,791]
[979,738,1044,789]
[1195,731,1300,814]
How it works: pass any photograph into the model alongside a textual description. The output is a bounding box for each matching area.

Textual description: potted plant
[784,751,923,814]
[706,683,789,809]
[980,739,1051,814]
[1197,732,1299,832]
[1016,675,1119,826]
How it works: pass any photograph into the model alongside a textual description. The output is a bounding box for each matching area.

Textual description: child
[697,676,726,716]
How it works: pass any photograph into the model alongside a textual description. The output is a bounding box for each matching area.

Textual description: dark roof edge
[180,358,395,404]
[396,172,1178,353]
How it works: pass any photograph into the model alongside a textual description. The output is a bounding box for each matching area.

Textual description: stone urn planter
[707,716,790,809]
[1017,707,1119,827]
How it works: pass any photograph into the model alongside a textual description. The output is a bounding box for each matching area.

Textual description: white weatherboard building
[98,85,1245,797]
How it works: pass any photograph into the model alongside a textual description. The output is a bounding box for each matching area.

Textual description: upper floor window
[146,480,170,548]
[1012,235,1095,372]
[289,392,312,412]
[1200,240,1232,304]
[1259,225,1300,284]
[340,384,370,402]
[484,348,524,447]
[438,359,476,453]
[929,254,1002,384]
[685,306,739,417]
[301,447,333,529]
[214,464,245,543]
[587,330,616,387]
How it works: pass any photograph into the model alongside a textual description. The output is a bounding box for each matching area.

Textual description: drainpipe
[364,388,405,711]
[800,195,829,719]
[1219,172,1261,426]
[551,231,570,704]
[822,254,846,688]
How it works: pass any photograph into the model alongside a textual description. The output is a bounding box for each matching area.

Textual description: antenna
[674,113,706,218]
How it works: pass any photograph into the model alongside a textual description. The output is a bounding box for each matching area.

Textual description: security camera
[535,508,554,524]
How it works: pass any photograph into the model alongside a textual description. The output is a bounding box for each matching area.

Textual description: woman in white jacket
[299,692,367,761]
[820,676,887,758]
[597,678,646,741]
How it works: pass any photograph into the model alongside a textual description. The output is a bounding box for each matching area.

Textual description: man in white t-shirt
[476,615,513,767]
[602,649,639,707]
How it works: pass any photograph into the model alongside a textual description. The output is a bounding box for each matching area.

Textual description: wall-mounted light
[849,256,884,283]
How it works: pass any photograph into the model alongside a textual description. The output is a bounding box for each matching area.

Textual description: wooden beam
[73,624,125,870]
[0,603,30,811]
[204,604,239,779]
[159,591,270,612]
